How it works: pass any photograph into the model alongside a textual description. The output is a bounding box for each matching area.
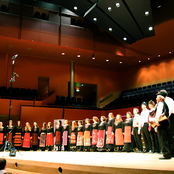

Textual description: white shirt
[133,114,141,132]
[0,169,7,174]
[140,108,150,127]
[165,96,174,117]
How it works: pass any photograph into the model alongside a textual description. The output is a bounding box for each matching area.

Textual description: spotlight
[123,37,127,41]
[108,7,112,11]
[116,3,120,8]
[93,17,97,22]
[145,11,149,16]
[74,6,77,10]
[106,59,109,62]
[109,28,112,31]
[92,53,95,60]
[149,26,153,31]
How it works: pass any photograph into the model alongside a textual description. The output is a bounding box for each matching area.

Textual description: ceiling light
[74,6,77,10]
[148,57,150,60]
[157,5,161,8]
[169,52,172,54]
[106,59,109,62]
[145,11,149,16]
[93,17,97,22]
[139,60,141,63]
[81,84,84,86]
[108,7,112,11]
[119,62,122,64]
[62,53,65,55]
[123,37,127,41]
[92,57,95,60]
[109,28,112,31]
[77,55,81,58]
[149,26,153,31]
[158,55,160,57]
[116,3,120,8]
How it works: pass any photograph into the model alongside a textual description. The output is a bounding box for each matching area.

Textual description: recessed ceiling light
[169,52,172,54]
[74,6,77,10]
[116,3,120,8]
[148,57,150,60]
[108,7,112,11]
[158,55,160,57]
[139,60,141,63]
[145,11,149,16]
[93,17,97,22]
[123,37,127,41]
[81,84,84,86]
[62,53,65,55]
[119,62,122,64]
[109,28,112,31]
[92,57,95,60]
[149,26,153,31]
[77,55,81,58]
[157,5,161,8]
[106,59,109,62]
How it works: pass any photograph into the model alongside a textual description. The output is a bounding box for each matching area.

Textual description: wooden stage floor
[1,151,174,174]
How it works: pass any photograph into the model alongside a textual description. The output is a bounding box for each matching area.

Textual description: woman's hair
[115,114,122,124]
[48,122,52,127]
[42,122,47,129]
[148,100,155,106]
[58,120,62,126]
[126,111,132,117]
[72,121,77,128]
[78,120,83,125]
[93,116,99,122]
[101,116,107,122]
[25,122,31,131]
[109,112,114,118]
[85,118,90,123]
[133,108,139,114]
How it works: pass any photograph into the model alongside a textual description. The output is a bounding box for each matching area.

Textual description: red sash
[92,129,98,145]
[55,131,61,145]
[14,132,22,146]
[32,133,38,145]
[0,133,4,145]
[23,132,31,148]
[70,132,76,144]
[106,126,114,144]
[124,126,131,143]
[84,131,91,146]
[63,131,68,146]
[115,128,124,146]
[39,133,46,147]
[8,132,12,143]
[97,130,105,148]
[46,133,54,146]
[77,131,84,146]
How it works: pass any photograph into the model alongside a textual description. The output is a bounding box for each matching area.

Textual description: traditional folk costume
[62,125,70,151]
[22,129,31,150]
[97,121,107,151]
[13,125,22,149]
[106,118,115,151]
[149,108,160,153]
[70,127,77,151]
[46,127,54,151]
[91,122,99,151]
[140,106,152,152]
[114,121,124,151]
[31,126,39,151]
[123,118,133,152]
[84,124,92,151]
[133,114,143,152]
[150,95,171,159]
[0,126,6,151]
[55,125,63,151]
[39,128,47,151]
[6,125,14,144]
[76,125,84,151]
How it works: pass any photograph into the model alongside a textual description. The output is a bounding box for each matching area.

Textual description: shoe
[159,157,171,160]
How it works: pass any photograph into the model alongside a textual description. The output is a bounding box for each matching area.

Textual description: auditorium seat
[0,86,8,97]
[31,89,38,99]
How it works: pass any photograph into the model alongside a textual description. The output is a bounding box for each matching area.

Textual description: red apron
[84,131,91,146]
[39,133,46,147]
[23,132,31,148]
[55,131,61,145]
[46,133,54,146]
[77,131,84,146]
[63,131,68,146]
[97,130,105,148]
[32,133,38,146]
[106,126,114,144]
[115,128,124,146]
[92,129,98,145]
[124,126,131,143]
[14,132,22,147]
[70,132,76,144]
[0,133,4,145]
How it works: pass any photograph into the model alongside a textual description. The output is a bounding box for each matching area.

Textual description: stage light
[158,55,160,57]
[148,57,150,60]
[169,52,171,54]
[81,84,84,86]
[93,17,97,22]
[106,59,109,62]
[77,55,81,58]
[139,60,141,62]
[92,53,95,59]
[116,3,120,8]
[62,53,65,55]
[109,28,112,31]
[108,7,112,11]
[157,5,161,8]
[123,37,127,41]
[149,26,153,31]
[74,6,77,10]
[145,11,149,16]
[119,62,122,64]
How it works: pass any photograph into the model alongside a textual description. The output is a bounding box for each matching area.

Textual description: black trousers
[157,120,171,158]
[168,114,174,152]
[151,127,160,152]
[142,123,152,151]
[133,127,143,151]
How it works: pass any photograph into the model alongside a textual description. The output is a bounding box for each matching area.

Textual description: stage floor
[1,151,174,174]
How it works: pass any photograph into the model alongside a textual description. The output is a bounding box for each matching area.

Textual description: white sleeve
[155,102,163,120]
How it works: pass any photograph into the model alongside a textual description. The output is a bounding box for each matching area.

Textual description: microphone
[12,54,18,60]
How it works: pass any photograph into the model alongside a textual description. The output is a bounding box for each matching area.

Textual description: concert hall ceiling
[0,0,174,68]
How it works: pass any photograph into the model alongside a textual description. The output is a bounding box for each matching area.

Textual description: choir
[0,90,173,160]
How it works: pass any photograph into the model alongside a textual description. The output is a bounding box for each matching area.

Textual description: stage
[1,151,174,174]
